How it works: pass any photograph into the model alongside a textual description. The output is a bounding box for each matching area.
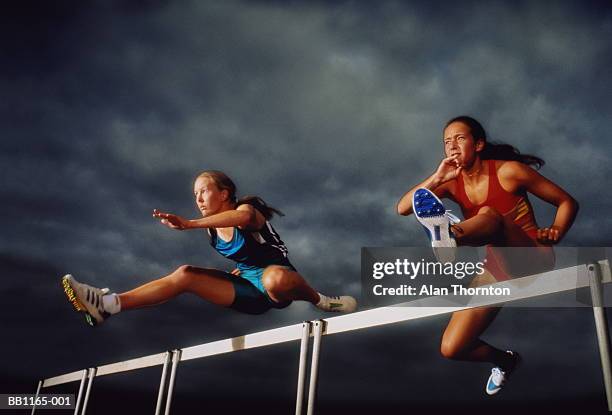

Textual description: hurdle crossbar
[35,260,611,414]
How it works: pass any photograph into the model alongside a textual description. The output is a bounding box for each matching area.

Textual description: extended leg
[119,265,236,310]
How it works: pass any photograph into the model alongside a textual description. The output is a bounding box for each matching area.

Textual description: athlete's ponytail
[445,116,545,169]
[196,170,284,220]
[236,195,284,220]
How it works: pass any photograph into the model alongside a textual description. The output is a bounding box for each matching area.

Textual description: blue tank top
[208,221,294,274]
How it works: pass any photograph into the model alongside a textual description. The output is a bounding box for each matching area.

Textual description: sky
[1,0,612,413]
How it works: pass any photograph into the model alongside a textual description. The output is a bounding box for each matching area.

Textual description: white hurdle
[34,260,611,414]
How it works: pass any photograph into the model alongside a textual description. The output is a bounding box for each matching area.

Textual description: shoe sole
[412,189,456,262]
[413,189,454,240]
[62,275,97,327]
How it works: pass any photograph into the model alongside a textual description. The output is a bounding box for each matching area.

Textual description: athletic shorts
[484,229,554,281]
[229,265,294,315]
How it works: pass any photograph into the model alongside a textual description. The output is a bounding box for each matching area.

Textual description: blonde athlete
[63,170,356,326]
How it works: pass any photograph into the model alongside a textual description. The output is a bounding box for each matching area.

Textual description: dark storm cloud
[2,0,611,410]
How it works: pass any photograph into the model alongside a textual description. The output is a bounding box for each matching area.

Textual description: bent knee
[175,264,193,274]
[440,337,464,360]
[478,206,502,220]
[262,266,295,293]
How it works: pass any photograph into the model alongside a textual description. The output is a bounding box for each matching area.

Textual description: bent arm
[509,162,579,241]
[397,155,462,216]
[188,204,265,230]
[187,209,252,229]
[397,174,448,216]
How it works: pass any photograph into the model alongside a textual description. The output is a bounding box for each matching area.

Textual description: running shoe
[412,188,460,262]
[485,350,522,395]
[316,294,357,313]
[62,274,111,327]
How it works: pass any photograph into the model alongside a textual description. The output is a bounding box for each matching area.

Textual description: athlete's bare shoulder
[496,160,532,178]
[496,160,533,192]
[236,203,266,230]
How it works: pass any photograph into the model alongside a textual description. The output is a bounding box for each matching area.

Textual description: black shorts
[229,274,292,315]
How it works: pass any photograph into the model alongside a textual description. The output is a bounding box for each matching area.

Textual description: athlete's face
[443,121,484,167]
[193,176,229,217]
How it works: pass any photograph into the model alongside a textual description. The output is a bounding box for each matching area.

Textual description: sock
[499,351,516,373]
[316,293,329,310]
[102,293,121,315]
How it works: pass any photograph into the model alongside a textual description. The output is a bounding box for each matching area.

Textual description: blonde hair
[196,170,283,220]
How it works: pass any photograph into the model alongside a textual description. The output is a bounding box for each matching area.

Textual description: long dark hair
[445,116,545,169]
[196,170,284,220]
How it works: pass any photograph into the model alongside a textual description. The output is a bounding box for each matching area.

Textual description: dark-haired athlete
[397,116,578,395]
[63,170,356,327]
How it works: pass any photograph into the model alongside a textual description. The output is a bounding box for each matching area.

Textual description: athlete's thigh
[494,219,555,276]
[181,266,236,307]
[469,267,498,288]
[501,216,538,246]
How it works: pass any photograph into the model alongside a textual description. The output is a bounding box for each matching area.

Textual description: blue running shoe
[486,351,522,396]
[412,188,460,262]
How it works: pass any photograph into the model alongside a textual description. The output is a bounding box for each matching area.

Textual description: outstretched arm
[153,204,266,230]
[397,155,461,216]
[502,161,579,244]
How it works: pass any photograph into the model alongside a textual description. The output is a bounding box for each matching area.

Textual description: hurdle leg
[155,351,172,415]
[73,370,88,415]
[81,368,96,415]
[306,320,324,415]
[295,321,312,415]
[164,349,181,415]
[589,262,612,411]
[30,380,42,415]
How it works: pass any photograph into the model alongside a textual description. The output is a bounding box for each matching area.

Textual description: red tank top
[455,159,538,239]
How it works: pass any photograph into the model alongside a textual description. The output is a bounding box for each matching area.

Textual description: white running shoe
[412,188,460,263]
[316,294,357,313]
[485,351,522,395]
[62,274,111,327]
